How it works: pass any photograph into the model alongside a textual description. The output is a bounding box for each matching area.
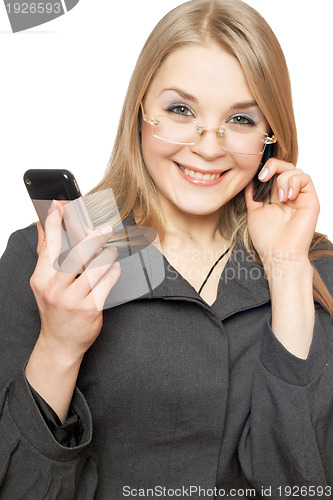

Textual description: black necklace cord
[198,247,231,295]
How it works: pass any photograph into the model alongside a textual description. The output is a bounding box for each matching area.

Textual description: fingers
[56,246,121,312]
[73,246,119,296]
[41,200,64,265]
[31,201,66,297]
[258,157,299,178]
[31,200,122,321]
[277,173,312,203]
[86,260,121,311]
[36,222,46,256]
[56,225,114,278]
[34,201,64,280]
[244,180,263,212]
[34,200,115,290]
[257,158,312,204]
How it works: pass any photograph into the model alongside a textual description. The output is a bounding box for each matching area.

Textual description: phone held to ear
[24,169,94,249]
[252,143,276,202]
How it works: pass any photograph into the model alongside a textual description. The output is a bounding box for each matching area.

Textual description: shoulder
[6,224,38,253]
[1,224,38,277]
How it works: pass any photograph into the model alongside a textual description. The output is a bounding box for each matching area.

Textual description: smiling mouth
[176,163,224,181]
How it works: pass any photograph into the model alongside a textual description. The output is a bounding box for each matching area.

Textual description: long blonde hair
[88,0,333,314]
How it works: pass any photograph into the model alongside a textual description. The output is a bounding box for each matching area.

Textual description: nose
[190,129,227,160]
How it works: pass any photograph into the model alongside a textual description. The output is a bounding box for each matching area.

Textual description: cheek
[234,153,262,177]
[141,121,181,169]
[227,154,263,197]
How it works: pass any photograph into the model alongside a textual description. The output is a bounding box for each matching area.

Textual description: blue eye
[166,103,195,118]
[228,114,255,126]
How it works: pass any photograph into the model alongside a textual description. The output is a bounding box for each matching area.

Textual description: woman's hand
[244,159,318,359]
[26,200,121,421]
[244,159,320,266]
[31,200,121,359]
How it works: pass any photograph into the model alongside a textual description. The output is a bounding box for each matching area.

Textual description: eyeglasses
[141,105,277,155]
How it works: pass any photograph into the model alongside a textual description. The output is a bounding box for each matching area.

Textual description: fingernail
[100,225,113,235]
[278,188,284,202]
[258,167,269,181]
[49,199,58,213]
[113,261,121,268]
[287,187,293,199]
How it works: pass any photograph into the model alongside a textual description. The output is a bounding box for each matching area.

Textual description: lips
[175,162,228,185]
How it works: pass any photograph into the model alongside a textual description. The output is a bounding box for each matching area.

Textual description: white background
[0,0,332,256]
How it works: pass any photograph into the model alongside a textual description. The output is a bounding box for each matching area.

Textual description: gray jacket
[0,225,333,499]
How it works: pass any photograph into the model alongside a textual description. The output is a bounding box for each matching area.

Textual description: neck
[158,198,229,251]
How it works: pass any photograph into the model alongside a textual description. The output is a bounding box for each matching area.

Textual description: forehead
[146,43,254,107]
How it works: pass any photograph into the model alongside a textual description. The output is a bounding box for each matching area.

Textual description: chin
[174,202,224,218]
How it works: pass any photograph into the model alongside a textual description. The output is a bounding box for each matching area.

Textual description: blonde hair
[88,0,333,314]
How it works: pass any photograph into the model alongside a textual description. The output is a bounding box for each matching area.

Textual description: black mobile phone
[252,143,276,202]
[24,169,95,249]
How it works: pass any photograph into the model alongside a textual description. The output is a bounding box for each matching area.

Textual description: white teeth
[177,163,221,180]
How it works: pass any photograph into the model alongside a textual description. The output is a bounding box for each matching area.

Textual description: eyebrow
[229,100,258,111]
[160,87,198,103]
[160,88,258,110]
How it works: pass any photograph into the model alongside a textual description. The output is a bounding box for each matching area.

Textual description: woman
[1,0,333,498]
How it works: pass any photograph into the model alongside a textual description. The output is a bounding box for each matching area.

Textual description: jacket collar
[149,244,271,320]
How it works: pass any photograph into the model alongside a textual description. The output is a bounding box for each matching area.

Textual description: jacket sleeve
[238,249,333,494]
[0,228,97,500]
[28,381,83,448]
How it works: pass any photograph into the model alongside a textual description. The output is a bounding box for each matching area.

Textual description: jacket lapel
[150,244,271,320]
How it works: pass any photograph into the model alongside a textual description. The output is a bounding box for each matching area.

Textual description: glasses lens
[151,115,268,154]
[222,127,267,155]
[152,115,196,145]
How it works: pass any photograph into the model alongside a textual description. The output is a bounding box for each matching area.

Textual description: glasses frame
[141,104,277,155]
